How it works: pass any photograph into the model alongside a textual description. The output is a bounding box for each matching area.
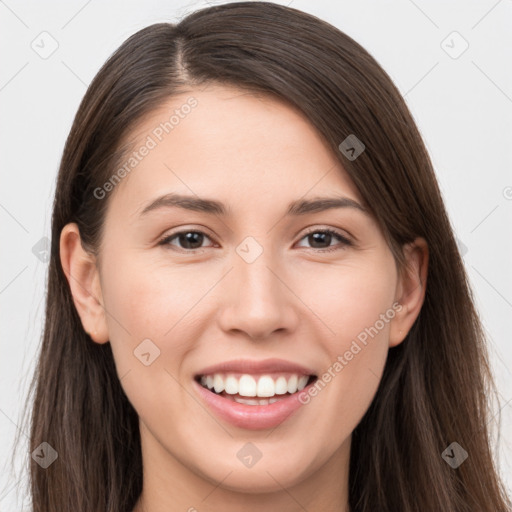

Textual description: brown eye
[159,230,214,251]
[296,229,352,252]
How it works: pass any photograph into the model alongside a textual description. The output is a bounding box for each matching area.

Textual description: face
[62,83,426,504]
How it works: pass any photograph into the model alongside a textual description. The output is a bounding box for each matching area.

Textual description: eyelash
[157,227,353,254]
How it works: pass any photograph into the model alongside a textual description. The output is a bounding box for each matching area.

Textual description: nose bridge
[217,237,297,339]
[239,249,279,302]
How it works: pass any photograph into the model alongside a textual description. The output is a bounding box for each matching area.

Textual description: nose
[216,249,299,341]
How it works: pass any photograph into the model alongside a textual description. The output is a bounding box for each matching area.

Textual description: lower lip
[193,378,315,430]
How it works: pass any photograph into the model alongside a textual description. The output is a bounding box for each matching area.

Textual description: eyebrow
[139,193,369,217]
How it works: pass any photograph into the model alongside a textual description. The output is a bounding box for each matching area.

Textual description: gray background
[1,0,511,508]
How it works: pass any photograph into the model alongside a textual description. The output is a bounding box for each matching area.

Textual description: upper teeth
[200,373,310,397]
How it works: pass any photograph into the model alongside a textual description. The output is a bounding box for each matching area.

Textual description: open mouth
[194,373,318,406]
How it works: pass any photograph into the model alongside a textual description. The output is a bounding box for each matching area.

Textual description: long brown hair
[21,2,511,510]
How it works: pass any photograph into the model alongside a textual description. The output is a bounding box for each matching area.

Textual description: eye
[295,228,352,252]
[158,227,352,253]
[158,230,216,252]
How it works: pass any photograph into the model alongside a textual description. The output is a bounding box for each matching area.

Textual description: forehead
[106,83,364,218]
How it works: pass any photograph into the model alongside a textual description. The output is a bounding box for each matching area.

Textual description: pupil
[310,232,331,248]
[181,232,202,249]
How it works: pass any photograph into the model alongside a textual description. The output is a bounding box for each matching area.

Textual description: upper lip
[195,358,317,377]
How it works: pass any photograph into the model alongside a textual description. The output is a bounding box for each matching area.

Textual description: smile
[197,372,315,404]
[193,372,318,429]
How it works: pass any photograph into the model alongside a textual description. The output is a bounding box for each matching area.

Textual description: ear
[389,237,429,347]
[59,222,109,344]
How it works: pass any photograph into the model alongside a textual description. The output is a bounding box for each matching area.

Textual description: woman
[25,2,511,511]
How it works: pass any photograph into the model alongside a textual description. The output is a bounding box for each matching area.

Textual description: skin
[60,83,428,512]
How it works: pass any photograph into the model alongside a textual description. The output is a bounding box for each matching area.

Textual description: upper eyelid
[301,226,351,240]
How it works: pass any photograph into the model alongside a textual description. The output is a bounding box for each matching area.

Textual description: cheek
[98,258,198,425]
[101,255,211,340]
[302,306,391,452]
[293,256,396,341]
[329,265,395,387]
[99,254,221,401]
[294,260,394,428]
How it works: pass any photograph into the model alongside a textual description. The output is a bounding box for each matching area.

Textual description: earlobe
[59,223,109,344]
[389,237,429,347]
